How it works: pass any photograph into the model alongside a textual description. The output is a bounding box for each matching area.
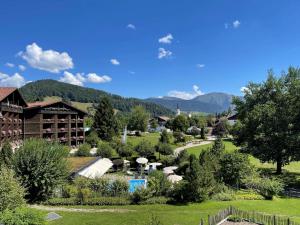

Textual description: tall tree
[172,115,189,132]
[93,96,118,141]
[0,142,13,168]
[128,105,149,132]
[233,68,300,174]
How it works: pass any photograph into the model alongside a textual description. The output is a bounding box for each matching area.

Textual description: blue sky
[1,0,300,99]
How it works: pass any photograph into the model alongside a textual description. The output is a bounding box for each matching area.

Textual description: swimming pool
[129,179,147,193]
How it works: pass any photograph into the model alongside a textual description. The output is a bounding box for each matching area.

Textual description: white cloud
[240,86,249,93]
[5,63,15,68]
[59,71,85,86]
[168,85,204,100]
[196,64,205,68]
[233,20,241,28]
[158,33,173,44]
[18,65,26,71]
[87,73,112,83]
[59,71,112,86]
[0,72,26,87]
[158,48,172,59]
[127,24,136,30]
[110,58,120,65]
[19,43,73,73]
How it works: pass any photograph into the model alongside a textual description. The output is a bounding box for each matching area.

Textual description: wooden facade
[0,88,86,147]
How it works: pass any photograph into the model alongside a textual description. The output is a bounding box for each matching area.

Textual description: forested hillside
[20,80,174,116]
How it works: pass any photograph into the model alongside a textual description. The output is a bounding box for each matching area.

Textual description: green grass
[46,199,300,225]
[186,139,238,157]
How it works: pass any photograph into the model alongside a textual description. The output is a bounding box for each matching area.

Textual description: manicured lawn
[47,199,300,225]
[186,139,238,157]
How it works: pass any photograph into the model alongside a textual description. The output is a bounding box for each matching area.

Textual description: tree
[155,143,173,159]
[159,130,170,144]
[173,131,185,143]
[0,142,13,168]
[0,166,25,212]
[148,170,171,197]
[135,140,155,158]
[117,143,134,158]
[210,137,225,157]
[172,115,189,132]
[128,105,149,132]
[76,143,91,157]
[150,119,158,130]
[93,96,118,141]
[213,118,230,137]
[97,142,114,158]
[219,151,253,187]
[85,130,99,147]
[200,127,205,139]
[13,139,69,202]
[233,68,300,174]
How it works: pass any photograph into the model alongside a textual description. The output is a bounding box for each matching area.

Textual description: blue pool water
[129,179,146,193]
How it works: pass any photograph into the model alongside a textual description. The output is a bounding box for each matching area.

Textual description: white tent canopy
[78,158,113,179]
[167,174,183,183]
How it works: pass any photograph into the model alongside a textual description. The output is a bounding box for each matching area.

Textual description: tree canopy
[233,67,300,174]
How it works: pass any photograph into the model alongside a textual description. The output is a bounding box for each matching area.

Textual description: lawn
[47,199,300,225]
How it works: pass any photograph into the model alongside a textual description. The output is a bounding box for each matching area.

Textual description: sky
[1,0,300,99]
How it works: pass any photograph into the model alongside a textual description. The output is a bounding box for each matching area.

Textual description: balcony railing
[0,102,23,113]
[43,119,55,123]
[58,128,68,132]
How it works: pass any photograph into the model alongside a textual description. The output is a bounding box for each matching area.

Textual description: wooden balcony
[0,102,23,113]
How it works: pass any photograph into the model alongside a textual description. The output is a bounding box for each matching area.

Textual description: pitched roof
[26,100,87,114]
[0,87,17,101]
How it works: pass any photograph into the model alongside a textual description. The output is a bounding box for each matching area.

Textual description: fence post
[287,218,290,225]
[208,215,210,225]
[274,215,276,225]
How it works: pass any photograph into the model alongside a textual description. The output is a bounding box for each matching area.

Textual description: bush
[117,143,134,158]
[155,143,173,159]
[76,143,91,157]
[112,159,124,171]
[13,139,69,202]
[254,178,283,200]
[89,178,110,196]
[130,187,152,204]
[227,215,243,222]
[173,131,185,143]
[45,197,131,206]
[0,142,13,168]
[148,170,171,197]
[85,131,100,147]
[62,184,77,198]
[96,142,114,158]
[159,130,170,144]
[0,166,25,212]
[135,140,155,158]
[140,197,170,205]
[0,207,45,225]
[109,179,129,197]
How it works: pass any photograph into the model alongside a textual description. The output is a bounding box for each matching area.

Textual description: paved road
[174,140,212,156]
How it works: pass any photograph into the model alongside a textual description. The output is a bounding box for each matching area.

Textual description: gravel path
[221,221,257,225]
[30,205,136,213]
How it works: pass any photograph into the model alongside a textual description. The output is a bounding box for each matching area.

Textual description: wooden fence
[200,206,300,225]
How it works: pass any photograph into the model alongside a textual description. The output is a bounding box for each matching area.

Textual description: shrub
[212,191,236,201]
[0,142,13,168]
[117,143,134,158]
[135,140,155,158]
[219,151,253,187]
[0,166,25,212]
[148,170,171,197]
[77,188,92,203]
[155,143,173,159]
[173,131,185,143]
[256,178,283,200]
[45,197,131,206]
[112,159,124,171]
[130,187,152,204]
[76,143,91,157]
[85,131,100,147]
[96,142,113,158]
[227,215,243,222]
[62,184,77,198]
[109,179,129,197]
[168,180,189,203]
[13,139,69,202]
[159,130,170,144]
[0,207,45,225]
[141,196,170,205]
[89,178,110,196]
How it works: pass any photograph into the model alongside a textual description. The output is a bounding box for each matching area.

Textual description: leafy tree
[76,143,91,157]
[159,130,170,144]
[172,115,189,132]
[135,140,155,158]
[173,131,185,143]
[85,130,99,147]
[13,139,69,202]
[148,170,171,196]
[200,127,205,139]
[155,143,173,159]
[213,118,230,137]
[150,119,158,130]
[96,142,114,158]
[233,68,300,174]
[0,166,25,212]
[93,96,118,141]
[128,105,149,132]
[117,143,134,158]
[219,151,253,187]
[0,142,13,168]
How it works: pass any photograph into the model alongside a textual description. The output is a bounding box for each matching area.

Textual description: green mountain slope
[19,79,174,116]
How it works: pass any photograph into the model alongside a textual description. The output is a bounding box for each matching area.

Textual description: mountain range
[19,79,235,115]
[146,93,235,114]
